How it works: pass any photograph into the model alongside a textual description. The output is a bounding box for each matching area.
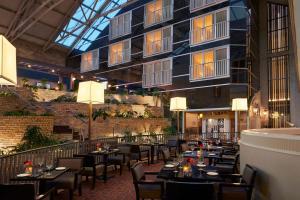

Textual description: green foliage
[110,99,120,105]
[57,83,64,91]
[40,79,48,89]
[143,108,153,118]
[74,113,87,119]
[51,95,77,102]
[0,91,15,97]
[121,110,138,118]
[4,110,35,116]
[162,125,176,135]
[15,126,59,152]
[22,78,29,87]
[122,127,134,142]
[135,88,147,97]
[92,109,109,120]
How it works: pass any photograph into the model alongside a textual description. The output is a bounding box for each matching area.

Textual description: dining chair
[73,154,104,189]
[131,162,164,200]
[161,148,172,164]
[215,153,240,174]
[180,143,190,152]
[166,139,178,157]
[54,157,83,200]
[130,144,150,165]
[0,183,55,200]
[165,181,216,200]
[218,164,257,200]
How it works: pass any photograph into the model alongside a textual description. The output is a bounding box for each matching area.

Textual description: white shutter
[118,15,124,36]
[80,49,99,73]
[162,59,171,84]
[124,13,131,35]
[162,27,171,52]
[123,40,130,62]
[163,0,172,20]
[154,62,162,85]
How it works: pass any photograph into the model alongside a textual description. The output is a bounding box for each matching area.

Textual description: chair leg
[69,189,73,200]
[119,164,122,175]
[78,183,82,196]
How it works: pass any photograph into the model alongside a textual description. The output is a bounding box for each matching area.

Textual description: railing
[0,132,239,184]
[145,5,173,27]
[145,37,172,56]
[190,0,226,11]
[190,59,229,81]
[109,48,130,66]
[191,21,228,45]
[143,70,172,88]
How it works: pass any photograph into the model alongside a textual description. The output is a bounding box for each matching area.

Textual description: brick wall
[0,116,54,148]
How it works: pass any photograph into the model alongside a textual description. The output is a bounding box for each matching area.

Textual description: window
[144,26,172,57]
[190,0,227,12]
[109,39,131,66]
[80,49,99,73]
[190,46,229,81]
[143,58,172,88]
[191,9,229,45]
[144,0,173,27]
[109,11,131,39]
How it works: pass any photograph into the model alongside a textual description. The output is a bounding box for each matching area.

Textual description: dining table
[89,148,120,182]
[140,142,165,164]
[11,167,69,194]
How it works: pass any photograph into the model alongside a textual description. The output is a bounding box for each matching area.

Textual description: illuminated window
[190,0,227,12]
[80,49,99,73]
[191,9,228,45]
[144,26,172,57]
[143,58,172,88]
[145,0,173,27]
[109,11,131,40]
[190,47,229,81]
[109,39,131,66]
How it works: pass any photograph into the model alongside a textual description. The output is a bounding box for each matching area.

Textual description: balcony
[191,21,229,45]
[109,49,130,66]
[143,70,172,88]
[145,37,172,57]
[189,59,229,81]
[145,5,173,27]
[190,0,226,12]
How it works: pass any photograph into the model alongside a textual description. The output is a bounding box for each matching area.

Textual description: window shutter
[154,62,162,85]
[124,13,131,34]
[162,27,171,52]
[118,16,124,36]
[123,40,130,62]
[162,59,171,84]
[80,49,99,73]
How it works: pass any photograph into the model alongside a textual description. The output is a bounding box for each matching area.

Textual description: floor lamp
[232,98,248,141]
[77,81,105,140]
[0,35,17,86]
[170,97,187,134]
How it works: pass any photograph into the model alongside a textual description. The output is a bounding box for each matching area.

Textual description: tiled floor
[56,161,163,200]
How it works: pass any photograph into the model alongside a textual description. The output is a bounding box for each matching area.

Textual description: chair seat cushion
[55,173,76,189]
[215,164,234,174]
[82,164,104,176]
[138,184,162,199]
[221,187,248,200]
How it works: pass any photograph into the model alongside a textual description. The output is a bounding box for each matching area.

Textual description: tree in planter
[92,108,110,120]
[57,82,64,91]
[122,127,134,143]
[15,126,59,152]
[22,78,29,87]
[40,79,48,89]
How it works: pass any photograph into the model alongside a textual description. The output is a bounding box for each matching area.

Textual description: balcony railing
[143,69,172,88]
[191,21,229,45]
[145,37,172,57]
[109,49,130,66]
[190,59,229,81]
[145,5,173,27]
[190,0,226,11]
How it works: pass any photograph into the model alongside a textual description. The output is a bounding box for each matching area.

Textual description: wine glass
[45,158,53,175]
[36,157,44,173]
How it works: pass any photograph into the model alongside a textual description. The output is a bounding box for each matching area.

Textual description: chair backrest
[131,162,145,182]
[162,148,171,163]
[242,164,256,186]
[130,144,141,154]
[74,154,95,167]
[57,158,83,171]
[181,143,190,152]
[166,181,216,200]
[118,144,131,154]
[167,140,178,147]
[0,184,36,200]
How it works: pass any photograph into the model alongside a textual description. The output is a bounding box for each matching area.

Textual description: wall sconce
[252,104,260,116]
[198,113,203,119]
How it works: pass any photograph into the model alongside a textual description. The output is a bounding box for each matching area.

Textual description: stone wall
[0,116,54,148]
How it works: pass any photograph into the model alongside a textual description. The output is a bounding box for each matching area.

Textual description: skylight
[55,0,128,51]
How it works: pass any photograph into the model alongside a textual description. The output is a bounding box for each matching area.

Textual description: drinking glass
[36,157,44,173]
[45,159,53,175]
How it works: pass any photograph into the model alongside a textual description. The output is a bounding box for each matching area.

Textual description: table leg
[103,154,108,182]
[151,145,154,164]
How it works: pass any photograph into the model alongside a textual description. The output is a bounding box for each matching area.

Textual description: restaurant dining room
[0,0,300,200]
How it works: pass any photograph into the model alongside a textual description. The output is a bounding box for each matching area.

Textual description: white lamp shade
[0,35,17,85]
[170,97,187,111]
[232,98,248,111]
[77,81,105,104]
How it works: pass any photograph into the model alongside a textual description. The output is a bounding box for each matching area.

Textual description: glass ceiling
[55,0,127,51]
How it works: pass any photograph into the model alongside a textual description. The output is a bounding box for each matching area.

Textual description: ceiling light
[51,69,55,73]
[27,64,31,68]
[116,86,119,89]
[81,75,84,79]
[72,77,76,81]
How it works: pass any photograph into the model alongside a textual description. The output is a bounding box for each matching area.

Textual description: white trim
[190,0,228,13]
[109,10,132,40]
[186,107,231,112]
[143,25,173,58]
[160,83,232,92]
[108,38,131,67]
[190,7,230,47]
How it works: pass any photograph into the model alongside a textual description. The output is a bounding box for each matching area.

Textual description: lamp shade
[170,97,187,111]
[77,81,105,104]
[0,35,17,85]
[232,98,248,111]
